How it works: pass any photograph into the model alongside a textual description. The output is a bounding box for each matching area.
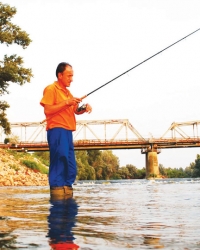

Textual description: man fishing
[40,62,92,198]
[39,29,199,199]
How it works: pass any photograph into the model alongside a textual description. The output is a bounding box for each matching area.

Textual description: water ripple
[0,179,200,249]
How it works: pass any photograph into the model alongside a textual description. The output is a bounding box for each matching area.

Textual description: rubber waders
[50,186,73,200]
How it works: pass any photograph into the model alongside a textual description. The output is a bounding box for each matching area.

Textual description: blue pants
[47,128,77,187]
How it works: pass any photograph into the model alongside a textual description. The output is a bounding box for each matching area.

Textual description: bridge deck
[1,137,200,152]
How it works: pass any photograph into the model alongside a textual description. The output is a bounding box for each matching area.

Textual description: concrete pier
[142,146,161,179]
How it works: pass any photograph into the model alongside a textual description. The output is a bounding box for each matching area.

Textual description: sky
[1,0,200,169]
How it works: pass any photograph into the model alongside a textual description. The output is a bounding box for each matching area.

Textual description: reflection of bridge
[1,119,200,178]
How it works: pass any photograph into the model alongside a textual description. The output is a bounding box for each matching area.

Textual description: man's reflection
[47,194,79,249]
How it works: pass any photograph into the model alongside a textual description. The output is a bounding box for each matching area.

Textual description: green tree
[135,168,146,179]
[87,150,102,168]
[164,167,188,178]
[190,154,200,177]
[126,164,137,178]
[75,150,95,180]
[118,166,129,179]
[159,163,167,177]
[82,150,120,180]
[101,150,119,179]
[0,2,33,134]
[87,150,105,180]
[184,166,192,177]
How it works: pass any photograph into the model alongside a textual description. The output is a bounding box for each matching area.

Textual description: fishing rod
[41,28,200,124]
[80,27,200,100]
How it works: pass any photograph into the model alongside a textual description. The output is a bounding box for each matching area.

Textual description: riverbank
[0,149,48,186]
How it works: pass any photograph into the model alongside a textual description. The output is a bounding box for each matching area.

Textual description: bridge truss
[0,119,146,151]
[161,120,200,139]
[0,119,200,151]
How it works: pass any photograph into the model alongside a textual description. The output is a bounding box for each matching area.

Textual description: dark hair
[56,62,72,78]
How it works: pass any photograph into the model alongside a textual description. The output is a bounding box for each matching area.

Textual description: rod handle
[80,94,87,100]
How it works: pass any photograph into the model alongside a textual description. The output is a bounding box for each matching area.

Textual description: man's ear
[57,72,63,80]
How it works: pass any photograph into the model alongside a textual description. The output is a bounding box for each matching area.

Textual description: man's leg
[64,131,77,187]
[47,128,76,198]
[47,128,68,188]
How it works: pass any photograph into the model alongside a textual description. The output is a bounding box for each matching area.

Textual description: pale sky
[1,0,200,169]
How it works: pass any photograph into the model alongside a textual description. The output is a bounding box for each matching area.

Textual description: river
[0,178,200,249]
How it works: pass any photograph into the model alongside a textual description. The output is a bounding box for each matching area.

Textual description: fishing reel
[76,104,87,112]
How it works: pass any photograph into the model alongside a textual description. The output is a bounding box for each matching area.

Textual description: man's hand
[85,104,92,114]
[67,97,81,106]
[75,103,92,114]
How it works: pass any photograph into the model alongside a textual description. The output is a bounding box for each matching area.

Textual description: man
[40,62,92,198]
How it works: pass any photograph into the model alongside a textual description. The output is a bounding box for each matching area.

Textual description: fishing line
[80,28,200,100]
[41,28,200,124]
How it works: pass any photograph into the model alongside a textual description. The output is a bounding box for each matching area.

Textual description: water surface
[0,179,200,249]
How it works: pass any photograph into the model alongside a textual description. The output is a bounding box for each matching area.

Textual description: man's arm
[44,97,82,115]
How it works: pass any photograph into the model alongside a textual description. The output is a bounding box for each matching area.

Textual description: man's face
[58,66,74,87]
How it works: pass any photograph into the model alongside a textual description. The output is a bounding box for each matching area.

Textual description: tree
[126,164,137,178]
[118,166,129,179]
[75,150,95,180]
[190,154,200,177]
[101,150,119,179]
[0,2,33,134]
[87,150,102,168]
[159,163,167,177]
[136,168,146,179]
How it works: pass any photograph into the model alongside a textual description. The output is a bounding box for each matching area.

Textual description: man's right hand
[66,97,82,106]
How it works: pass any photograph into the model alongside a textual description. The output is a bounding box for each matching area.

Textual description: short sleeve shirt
[40,81,76,131]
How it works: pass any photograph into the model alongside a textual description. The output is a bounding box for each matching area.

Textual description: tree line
[34,150,200,180]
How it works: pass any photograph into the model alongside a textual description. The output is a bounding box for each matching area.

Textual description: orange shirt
[40,81,76,131]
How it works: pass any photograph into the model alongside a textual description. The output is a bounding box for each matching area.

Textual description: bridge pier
[141,145,161,179]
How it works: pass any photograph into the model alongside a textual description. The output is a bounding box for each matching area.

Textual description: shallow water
[0,179,200,249]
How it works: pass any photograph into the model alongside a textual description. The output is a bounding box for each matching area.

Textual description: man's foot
[64,186,73,195]
[50,186,73,200]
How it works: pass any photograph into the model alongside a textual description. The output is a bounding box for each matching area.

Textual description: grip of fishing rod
[80,94,87,101]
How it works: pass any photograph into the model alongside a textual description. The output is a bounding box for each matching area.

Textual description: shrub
[22,160,48,174]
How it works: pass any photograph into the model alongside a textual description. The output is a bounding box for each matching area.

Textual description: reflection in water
[47,196,79,249]
[142,222,165,249]
[141,183,165,248]
[0,187,50,249]
[0,179,200,249]
[143,235,163,249]
[0,217,17,249]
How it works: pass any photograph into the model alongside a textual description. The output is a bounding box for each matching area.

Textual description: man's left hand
[85,104,92,113]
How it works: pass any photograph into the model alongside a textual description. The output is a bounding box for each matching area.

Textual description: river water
[0,178,200,250]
